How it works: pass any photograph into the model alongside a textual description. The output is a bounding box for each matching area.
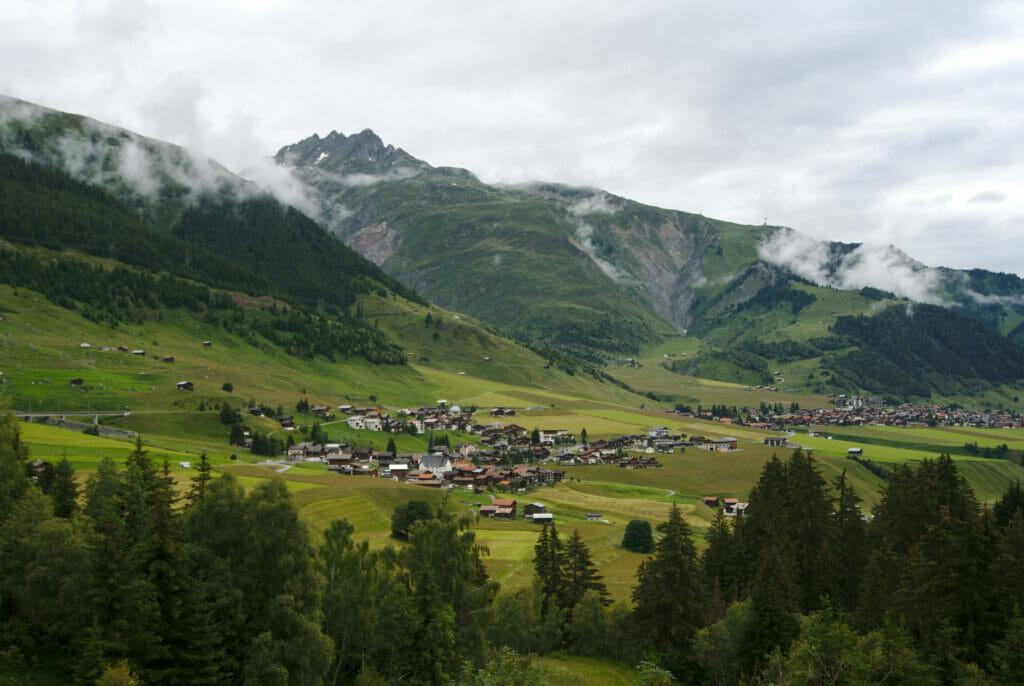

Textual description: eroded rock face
[346,221,402,264]
[573,212,717,332]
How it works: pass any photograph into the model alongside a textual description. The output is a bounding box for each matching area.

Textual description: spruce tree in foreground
[49,456,79,518]
[533,523,565,617]
[562,529,609,611]
[188,452,213,505]
[631,504,706,675]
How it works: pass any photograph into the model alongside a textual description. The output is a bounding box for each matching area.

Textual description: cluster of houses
[667,393,1021,432]
[340,403,477,435]
[283,443,568,492]
[790,402,1023,429]
[279,400,687,468]
[703,495,749,517]
[568,426,685,468]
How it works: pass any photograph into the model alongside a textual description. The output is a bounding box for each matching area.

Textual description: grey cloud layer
[1,1,1022,274]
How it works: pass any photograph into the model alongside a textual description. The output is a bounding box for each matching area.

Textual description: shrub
[622,519,654,553]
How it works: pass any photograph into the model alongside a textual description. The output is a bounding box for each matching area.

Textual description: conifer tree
[831,469,866,611]
[701,510,735,608]
[50,456,79,518]
[732,454,787,571]
[562,529,609,610]
[991,512,1024,608]
[994,480,1024,526]
[83,458,160,676]
[188,452,213,505]
[533,523,565,617]
[780,449,836,611]
[0,407,29,519]
[631,504,707,675]
[741,538,801,674]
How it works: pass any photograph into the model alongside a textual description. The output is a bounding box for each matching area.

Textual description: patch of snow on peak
[315,152,329,164]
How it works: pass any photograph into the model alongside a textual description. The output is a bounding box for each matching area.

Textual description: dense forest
[0,152,423,312]
[826,303,1024,397]
[0,152,409,364]
[3,409,1024,685]
[171,195,424,311]
[0,152,267,294]
[693,297,1024,398]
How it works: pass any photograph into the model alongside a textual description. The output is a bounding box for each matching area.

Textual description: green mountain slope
[272,128,1024,399]
[5,93,1024,401]
[0,125,651,416]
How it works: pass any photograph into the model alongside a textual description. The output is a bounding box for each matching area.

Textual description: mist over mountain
[269,125,1024,337]
[3,93,1024,398]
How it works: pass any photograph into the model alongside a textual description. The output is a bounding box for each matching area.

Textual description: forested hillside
[0,153,265,293]
[0,152,409,364]
[171,193,423,312]
[826,303,1024,397]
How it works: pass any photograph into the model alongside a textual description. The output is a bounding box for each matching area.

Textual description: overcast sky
[3,0,1023,275]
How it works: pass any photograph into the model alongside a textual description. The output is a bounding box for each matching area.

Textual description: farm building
[523,503,547,518]
[492,499,517,517]
[711,437,739,451]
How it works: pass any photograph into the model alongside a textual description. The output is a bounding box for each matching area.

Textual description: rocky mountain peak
[274,128,422,175]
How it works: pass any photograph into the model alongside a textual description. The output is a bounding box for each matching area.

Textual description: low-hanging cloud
[568,192,618,216]
[0,96,245,204]
[52,130,239,200]
[962,290,1024,307]
[335,168,419,187]
[1,96,356,224]
[572,219,632,284]
[758,228,944,304]
[558,190,632,282]
[241,157,326,220]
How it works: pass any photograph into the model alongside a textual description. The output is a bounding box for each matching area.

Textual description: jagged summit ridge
[274,128,427,176]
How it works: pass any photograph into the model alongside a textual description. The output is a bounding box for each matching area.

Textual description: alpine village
[2,92,1024,686]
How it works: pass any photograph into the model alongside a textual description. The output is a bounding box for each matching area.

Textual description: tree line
[0,150,411,365]
[4,405,1024,684]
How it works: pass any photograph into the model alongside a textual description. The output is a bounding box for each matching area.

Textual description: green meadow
[7,279,1024,612]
